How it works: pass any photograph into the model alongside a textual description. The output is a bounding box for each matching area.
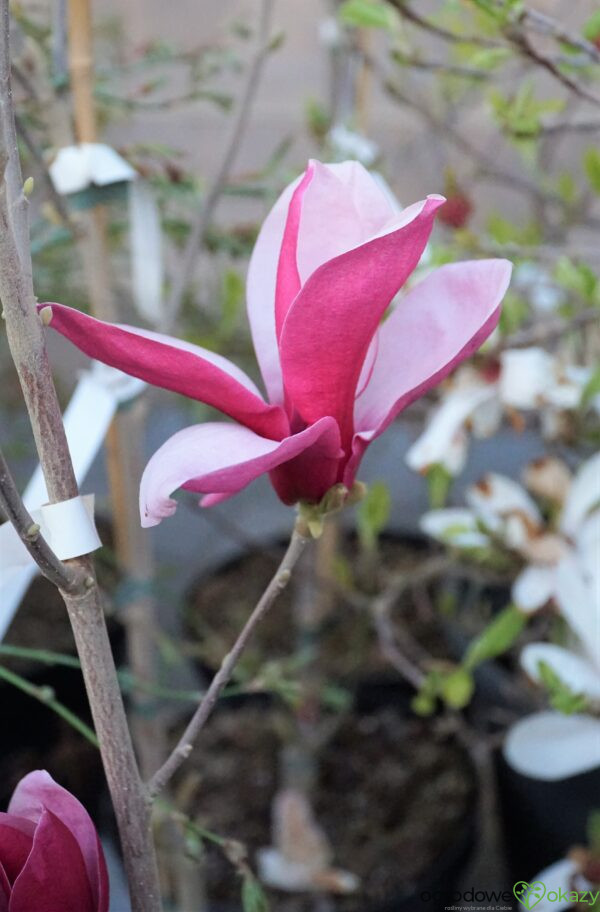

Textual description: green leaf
[583,11,600,42]
[440,667,475,709]
[537,660,590,715]
[586,810,600,853]
[554,256,598,304]
[426,463,453,508]
[242,875,270,912]
[339,0,397,31]
[468,47,512,70]
[356,480,391,550]
[463,605,526,671]
[582,366,600,408]
[584,147,600,195]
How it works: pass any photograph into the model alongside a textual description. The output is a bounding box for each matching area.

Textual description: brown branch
[148,522,310,798]
[388,1,503,48]
[517,6,600,64]
[0,446,83,591]
[509,30,600,109]
[163,0,275,328]
[0,5,162,910]
[490,308,600,355]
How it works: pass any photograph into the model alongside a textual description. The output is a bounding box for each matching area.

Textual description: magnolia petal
[555,556,600,669]
[504,711,600,780]
[8,771,108,912]
[0,815,35,883]
[280,196,445,448]
[0,866,9,912]
[42,303,288,440]
[405,383,496,475]
[499,347,555,409]
[355,259,511,441]
[466,473,542,535]
[294,160,397,285]
[420,508,490,549]
[519,858,584,912]
[512,565,556,612]
[521,643,600,700]
[10,810,95,912]
[139,417,342,527]
[560,451,600,538]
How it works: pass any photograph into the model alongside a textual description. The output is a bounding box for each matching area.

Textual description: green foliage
[306,98,331,141]
[426,463,453,509]
[440,667,475,709]
[554,256,599,305]
[412,664,475,714]
[463,605,526,671]
[587,810,600,853]
[498,291,529,334]
[356,481,391,550]
[338,0,397,31]
[582,367,600,409]
[489,83,564,141]
[583,11,600,42]
[486,213,541,246]
[537,660,590,715]
[584,147,600,195]
[242,875,270,912]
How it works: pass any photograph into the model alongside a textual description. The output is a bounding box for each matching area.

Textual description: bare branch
[490,308,600,355]
[148,522,310,798]
[163,0,275,328]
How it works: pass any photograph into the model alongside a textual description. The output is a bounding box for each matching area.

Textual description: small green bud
[23,176,34,196]
[441,667,475,709]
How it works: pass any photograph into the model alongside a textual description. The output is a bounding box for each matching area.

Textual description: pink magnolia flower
[41,160,511,527]
[0,770,109,912]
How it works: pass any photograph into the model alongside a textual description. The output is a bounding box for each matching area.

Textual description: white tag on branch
[0,364,144,640]
[39,495,102,560]
[49,144,165,327]
[49,143,137,195]
[128,180,164,326]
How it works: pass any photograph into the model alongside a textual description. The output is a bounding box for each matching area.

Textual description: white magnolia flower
[421,452,600,614]
[406,348,599,477]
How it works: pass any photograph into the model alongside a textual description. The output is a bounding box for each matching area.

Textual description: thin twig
[0,6,162,909]
[163,0,275,328]
[509,30,600,109]
[0,445,83,591]
[517,5,600,64]
[490,308,599,354]
[388,1,503,48]
[14,113,76,231]
[148,522,310,798]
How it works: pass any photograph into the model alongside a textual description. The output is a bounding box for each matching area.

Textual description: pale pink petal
[521,643,600,700]
[294,160,397,285]
[504,711,600,780]
[42,303,288,440]
[280,195,444,449]
[246,176,301,405]
[8,771,108,912]
[512,565,556,613]
[354,259,511,438]
[139,418,342,526]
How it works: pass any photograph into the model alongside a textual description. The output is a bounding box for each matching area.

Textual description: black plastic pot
[497,753,600,884]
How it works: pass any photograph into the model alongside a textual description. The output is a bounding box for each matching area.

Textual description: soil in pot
[175,701,476,912]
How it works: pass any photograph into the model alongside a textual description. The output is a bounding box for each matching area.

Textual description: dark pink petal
[344,259,512,485]
[10,810,95,912]
[246,161,397,405]
[8,771,107,912]
[279,195,444,449]
[0,864,9,912]
[139,417,342,525]
[275,165,314,342]
[0,815,34,884]
[41,303,289,440]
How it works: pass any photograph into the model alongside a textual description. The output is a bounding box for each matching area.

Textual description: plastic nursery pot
[172,697,477,912]
[496,752,600,885]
